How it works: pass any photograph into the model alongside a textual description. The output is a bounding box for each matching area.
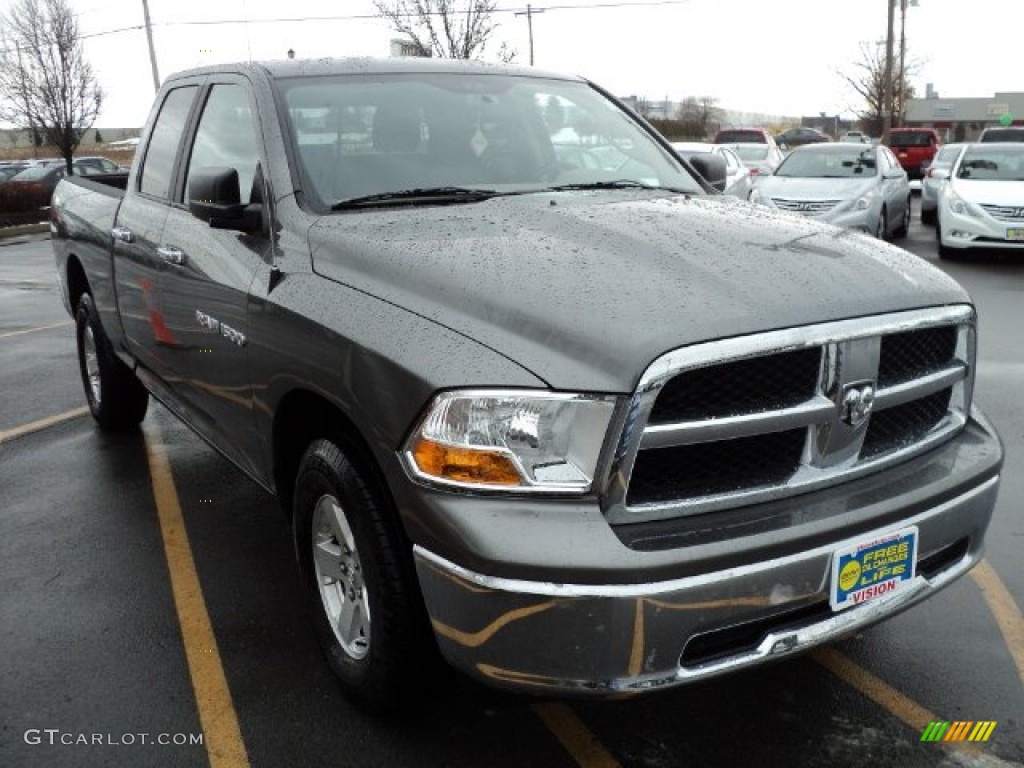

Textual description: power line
[1,1,693,55]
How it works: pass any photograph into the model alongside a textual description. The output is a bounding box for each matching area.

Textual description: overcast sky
[2,0,1021,128]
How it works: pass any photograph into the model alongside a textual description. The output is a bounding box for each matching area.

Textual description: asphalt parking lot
[1,203,1022,768]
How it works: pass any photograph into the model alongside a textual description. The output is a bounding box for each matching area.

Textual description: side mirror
[688,153,728,192]
[188,166,262,233]
[929,168,950,181]
[883,168,906,180]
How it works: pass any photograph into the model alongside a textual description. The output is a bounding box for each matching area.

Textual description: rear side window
[140,86,197,199]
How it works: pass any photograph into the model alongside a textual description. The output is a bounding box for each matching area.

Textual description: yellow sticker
[839,561,862,592]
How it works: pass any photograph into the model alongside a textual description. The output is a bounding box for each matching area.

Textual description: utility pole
[141,0,160,93]
[514,4,545,66]
[881,0,896,145]
[897,0,918,128]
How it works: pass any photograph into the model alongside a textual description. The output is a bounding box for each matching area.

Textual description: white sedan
[671,142,757,201]
[937,143,1024,258]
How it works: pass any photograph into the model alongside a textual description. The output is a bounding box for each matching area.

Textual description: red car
[887,128,941,179]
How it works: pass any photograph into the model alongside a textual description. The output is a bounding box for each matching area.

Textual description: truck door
[152,78,273,477]
[114,84,200,377]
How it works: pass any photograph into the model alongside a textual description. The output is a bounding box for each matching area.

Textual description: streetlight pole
[881,0,896,145]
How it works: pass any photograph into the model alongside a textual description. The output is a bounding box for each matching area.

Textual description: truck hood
[308,191,968,392]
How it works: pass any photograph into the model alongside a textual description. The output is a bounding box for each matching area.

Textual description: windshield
[888,131,933,147]
[775,147,877,178]
[979,128,1024,143]
[715,130,764,144]
[733,145,770,161]
[956,146,1024,180]
[276,73,702,207]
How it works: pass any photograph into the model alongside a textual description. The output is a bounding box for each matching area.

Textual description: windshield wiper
[331,187,499,210]
[541,180,689,193]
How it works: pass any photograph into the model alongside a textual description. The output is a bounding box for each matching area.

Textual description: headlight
[404,390,618,493]
[949,193,978,217]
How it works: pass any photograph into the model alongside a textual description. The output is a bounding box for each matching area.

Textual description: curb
[0,223,50,240]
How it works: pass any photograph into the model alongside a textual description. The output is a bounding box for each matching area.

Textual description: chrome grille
[979,204,1024,222]
[648,348,821,423]
[878,326,957,386]
[771,198,843,214]
[605,307,975,522]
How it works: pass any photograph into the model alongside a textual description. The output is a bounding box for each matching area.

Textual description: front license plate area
[830,527,918,612]
[1006,228,1024,241]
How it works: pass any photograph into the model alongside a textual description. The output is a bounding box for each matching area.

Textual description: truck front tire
[292,438,437,711]
[75,294,149,430]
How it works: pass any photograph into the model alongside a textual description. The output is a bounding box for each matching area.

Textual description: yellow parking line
[812,648,986,758]
[144,421,250,768]
[0,320,72,339]
[0,406,88,444]
[971,558,1024,691]
[532,703,621,768]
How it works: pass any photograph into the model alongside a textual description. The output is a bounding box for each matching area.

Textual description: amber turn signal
[411,438,523,486]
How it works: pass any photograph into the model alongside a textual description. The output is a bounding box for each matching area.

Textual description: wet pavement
[1,206,1022,767]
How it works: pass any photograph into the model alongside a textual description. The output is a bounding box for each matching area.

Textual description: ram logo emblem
[840,380,876,428]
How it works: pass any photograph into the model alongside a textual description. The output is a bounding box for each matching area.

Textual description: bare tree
[675,96,722,139]
[374,0,514,61]
[0,0,102,172]
[838,42,917,137]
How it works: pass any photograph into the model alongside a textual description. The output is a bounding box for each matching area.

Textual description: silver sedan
[756,143,912,239]
[671,142,757,201]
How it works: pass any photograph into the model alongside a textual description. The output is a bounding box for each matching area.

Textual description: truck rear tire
[75,294,149,430]
[292,438,437,712]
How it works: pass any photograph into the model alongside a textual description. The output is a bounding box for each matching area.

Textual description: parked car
[712,126,778,148]
[757,142,911,239]
[775,127,831,148]
[50,57,1001,711]
[6,162,101,207]
[840,131,871,144]
[886,127,941,179]
[729,143,786,179]
[0,163,30,181]
[919,142,966,225]
[671,141,757,200]
[977,126,1024,143]
[73,155,123,173]
[937,142,1024,258]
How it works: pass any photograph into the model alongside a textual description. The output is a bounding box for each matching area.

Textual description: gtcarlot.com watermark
[24,729,203,747]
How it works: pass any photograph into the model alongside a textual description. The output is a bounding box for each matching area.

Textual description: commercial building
[904,88,1024,142]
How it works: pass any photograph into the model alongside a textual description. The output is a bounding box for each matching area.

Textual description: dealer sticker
[830,527,918,611]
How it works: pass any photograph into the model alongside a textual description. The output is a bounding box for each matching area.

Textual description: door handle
[156,245,188,266]
[111,226,134,243]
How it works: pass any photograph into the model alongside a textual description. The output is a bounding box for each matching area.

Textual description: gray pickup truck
[51,58,1002,710]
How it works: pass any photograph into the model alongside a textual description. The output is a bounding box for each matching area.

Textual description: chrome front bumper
[413,475,999,695]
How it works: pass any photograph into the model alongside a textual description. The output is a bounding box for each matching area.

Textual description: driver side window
[184,84,260,204]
